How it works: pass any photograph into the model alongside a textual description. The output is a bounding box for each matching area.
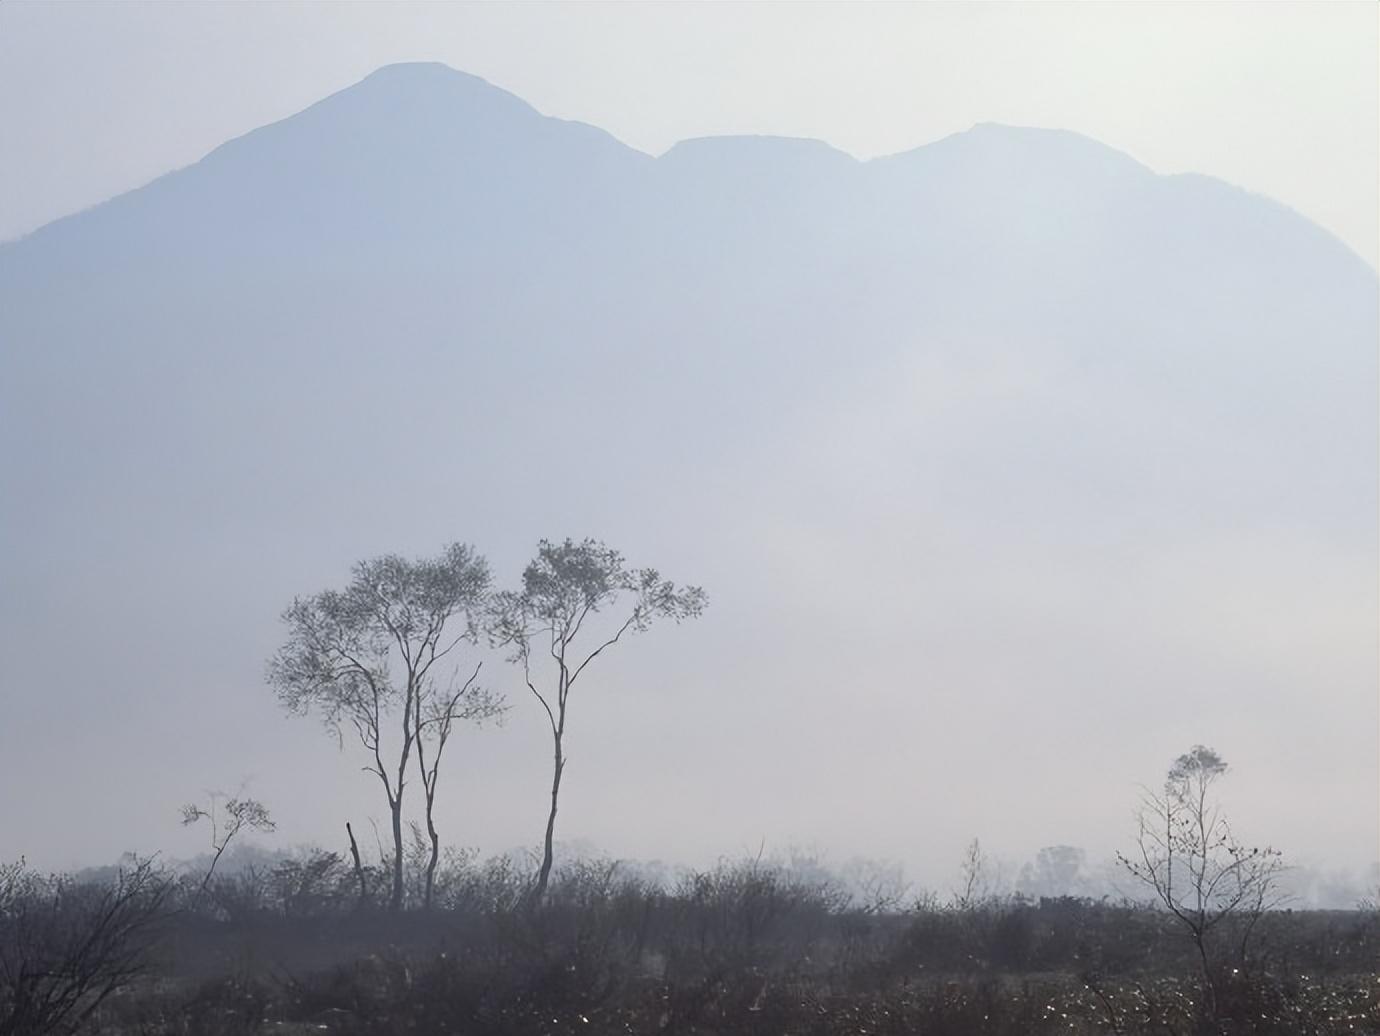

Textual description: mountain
[1,63,1374,878]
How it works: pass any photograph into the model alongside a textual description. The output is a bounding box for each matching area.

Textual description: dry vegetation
[2,850,1376,1036]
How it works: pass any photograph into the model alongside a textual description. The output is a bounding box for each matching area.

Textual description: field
[4,854,1376,1036]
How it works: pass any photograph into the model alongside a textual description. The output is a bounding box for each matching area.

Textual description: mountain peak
[882,121,1153,179]
[351,61,529,104]
[364,60,476,78]
[282,60,542,133]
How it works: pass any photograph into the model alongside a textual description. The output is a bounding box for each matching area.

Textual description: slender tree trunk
[414,720,443,910]
[346,822,368,912]
[534,739,565,901]
[198,840,230,897]
[390,797,405,911]
[389,675,416,912]
[1194,928,1219,1028]
[423,806,440,910]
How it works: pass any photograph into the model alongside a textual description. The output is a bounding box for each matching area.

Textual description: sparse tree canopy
[493,538,706,901]
[180,792,275,897]
[1167,744,1228,787]
[267,542,499,911]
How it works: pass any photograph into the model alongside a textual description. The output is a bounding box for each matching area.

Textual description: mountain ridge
[0,59,1373,876]
[7,61,1370,279]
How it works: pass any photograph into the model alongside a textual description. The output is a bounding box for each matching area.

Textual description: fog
[0,52,1375,902]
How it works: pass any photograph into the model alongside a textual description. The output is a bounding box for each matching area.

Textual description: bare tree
[0,857,171,1036]
[267,542,494,911]
[180,792,275,897]
[492,538,707,902]
[953,838,991,911]
[1117,745,1286,1020]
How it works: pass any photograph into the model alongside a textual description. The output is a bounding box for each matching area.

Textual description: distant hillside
[1,62,1374,877]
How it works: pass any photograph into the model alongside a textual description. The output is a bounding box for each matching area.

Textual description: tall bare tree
[267,542,495,911]
[1118,745,1286,1021]
[493,538,706,902]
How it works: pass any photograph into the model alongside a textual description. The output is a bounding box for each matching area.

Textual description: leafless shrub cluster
[0,857,171,1036]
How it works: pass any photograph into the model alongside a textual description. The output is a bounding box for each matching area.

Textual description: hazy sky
[0,2,1376,267]
[0,4,1376,899]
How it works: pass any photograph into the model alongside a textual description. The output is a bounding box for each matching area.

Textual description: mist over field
[1,62,1375,902]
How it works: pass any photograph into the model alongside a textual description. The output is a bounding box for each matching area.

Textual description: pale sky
[0,3,1376,897]
[0,2,1376,268]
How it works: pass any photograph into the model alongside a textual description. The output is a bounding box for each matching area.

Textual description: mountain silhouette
[1,62,1374,874]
